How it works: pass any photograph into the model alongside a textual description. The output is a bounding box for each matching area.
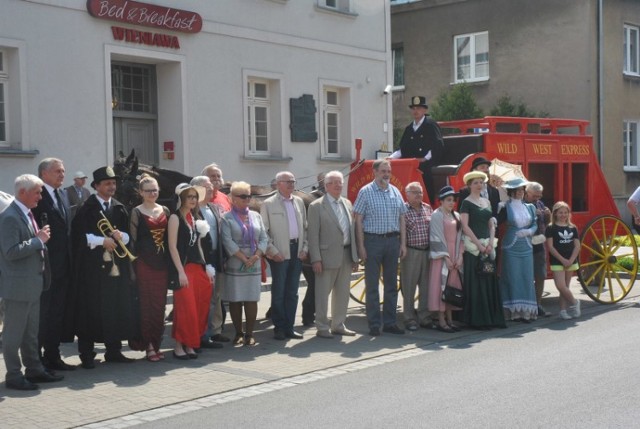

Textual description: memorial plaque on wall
[290,94,318,142]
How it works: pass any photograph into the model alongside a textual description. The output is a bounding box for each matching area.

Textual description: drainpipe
[598,0,604,164]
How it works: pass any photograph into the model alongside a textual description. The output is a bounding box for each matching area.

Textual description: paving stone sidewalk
[1,277,636,429]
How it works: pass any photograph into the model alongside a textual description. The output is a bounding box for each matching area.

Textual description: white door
[113,118,156,165]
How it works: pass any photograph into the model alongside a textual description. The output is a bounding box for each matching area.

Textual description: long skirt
[129,259,168,352]
[172,263,212,348]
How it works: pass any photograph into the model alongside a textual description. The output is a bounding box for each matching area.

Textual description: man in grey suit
[65,171,90,219]
[307,171,358,339]
[0,174,64,390]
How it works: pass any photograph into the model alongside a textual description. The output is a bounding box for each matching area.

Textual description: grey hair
[525,181,543,193]
[275,171,294,181]
[15,174,44,194]
[324,170,343,184]
[405,181,422,192]
[37,158,63,177]
[190,175,211,187]
[201,163,223,179]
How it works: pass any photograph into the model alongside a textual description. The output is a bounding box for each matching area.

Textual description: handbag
[441,270,464,308]
[476,254,496,275]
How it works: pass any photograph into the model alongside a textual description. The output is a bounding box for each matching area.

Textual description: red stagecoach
[347,117,638,304]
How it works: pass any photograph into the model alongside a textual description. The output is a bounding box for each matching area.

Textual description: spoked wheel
[349,262,401,305]
[577,215,638,304]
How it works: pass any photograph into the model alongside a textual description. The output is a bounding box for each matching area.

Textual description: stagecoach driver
[261,171,308,340]
[307,171,358,339]
[354,159,407,336]
[401,181,433,331]
[390,96,444,204]
[71,166,136,368]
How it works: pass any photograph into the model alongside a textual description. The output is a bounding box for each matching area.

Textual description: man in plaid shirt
[401,181,433,330]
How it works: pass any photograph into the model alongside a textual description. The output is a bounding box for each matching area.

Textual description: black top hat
[409,96,428,109]
[91,166,120,188]
[438,185,458,200]
[471,156,492,171]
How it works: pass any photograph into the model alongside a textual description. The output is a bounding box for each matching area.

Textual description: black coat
[399,115,444,173]
[70,195,136,342]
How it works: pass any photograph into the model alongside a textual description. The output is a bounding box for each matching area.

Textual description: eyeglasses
[186,194,199,200]
[142,189,159,194]
[278,180,296,185]
[234,194,251,200]
[407,190,423,194]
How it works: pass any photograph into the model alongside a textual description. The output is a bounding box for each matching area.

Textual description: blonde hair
[230,181,251,195]
[550,201,575,227]
[138,174,158,191]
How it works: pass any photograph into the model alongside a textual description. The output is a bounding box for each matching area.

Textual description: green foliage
[489,94,550,118]
[393,121,404,151]
[617,256,635,271]
[612,234,640,247]
[429,83,483,121]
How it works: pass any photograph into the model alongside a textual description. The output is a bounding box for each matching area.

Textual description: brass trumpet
[98,211,137,262]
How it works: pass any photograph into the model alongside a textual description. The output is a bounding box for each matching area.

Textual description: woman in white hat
[167,183,215,360]
[499,178,538,323]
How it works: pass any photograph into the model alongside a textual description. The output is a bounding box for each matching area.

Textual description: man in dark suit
[391,96,444,203]
[0,174,64,390]
[458,156,503,221]
[71,166,136,368]
[32,158,76,372]
[65,171,91,219]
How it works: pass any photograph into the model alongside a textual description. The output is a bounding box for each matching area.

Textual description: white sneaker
[571,299,581,318]
[559,310,573,320]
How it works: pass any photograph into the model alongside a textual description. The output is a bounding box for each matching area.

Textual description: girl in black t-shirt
[545,201,581,320]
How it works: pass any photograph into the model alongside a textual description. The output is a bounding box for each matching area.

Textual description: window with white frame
[247,79,271,154]
[624,25,639,76]
[624,120,639,169]
[0,50,7,145]
[454,31,489,83]
[319,0,352,14]
[392,46,404,89]
[320,84,351,159]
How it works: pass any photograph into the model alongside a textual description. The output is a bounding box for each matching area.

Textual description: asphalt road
[137,302,640,429]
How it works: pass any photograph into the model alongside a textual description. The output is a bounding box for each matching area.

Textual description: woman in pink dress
[428,186,464,332]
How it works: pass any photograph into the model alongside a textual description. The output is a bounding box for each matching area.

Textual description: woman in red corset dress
[129,176,170,362]
[167,183,215,360]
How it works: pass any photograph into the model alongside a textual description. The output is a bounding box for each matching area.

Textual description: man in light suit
[0,174,64,390]
[32,158,76,371]
[65,171,90,219]
[261,171,308,340]
[307,171,358,339]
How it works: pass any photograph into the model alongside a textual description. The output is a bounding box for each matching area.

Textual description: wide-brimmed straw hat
[463,171,488,184]
[174,183,206,209]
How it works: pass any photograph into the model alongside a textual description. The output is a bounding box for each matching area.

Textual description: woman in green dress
[459,171,506,330]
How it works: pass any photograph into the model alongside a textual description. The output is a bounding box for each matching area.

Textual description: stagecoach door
[111,62,158,165]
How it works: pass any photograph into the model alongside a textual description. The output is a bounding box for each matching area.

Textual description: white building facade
[0,0,393,191]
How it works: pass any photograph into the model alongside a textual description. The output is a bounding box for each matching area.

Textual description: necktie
[103,201,110,213]
[54,189,66,220]
[334,200,350,245]
[27,210,39,234]
[77,187,82,199]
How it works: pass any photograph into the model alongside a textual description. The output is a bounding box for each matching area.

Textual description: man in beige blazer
[307,171,358,338]
[261,171,308,340]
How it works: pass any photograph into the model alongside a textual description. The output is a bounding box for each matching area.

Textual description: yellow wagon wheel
[577,215,638,304]
[349,262,401,305]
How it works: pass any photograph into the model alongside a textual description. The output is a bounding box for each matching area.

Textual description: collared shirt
[86,196,129,248]
[72,185,84,199]
[43,183,60,210]
[412,115,425,132]
[210,191,231,214]
[327,194,351,246]
[279,193,299,240]
[404,202,432,248]
[353,181,407,234]
[200,204,218,250]
[14,199,45,249]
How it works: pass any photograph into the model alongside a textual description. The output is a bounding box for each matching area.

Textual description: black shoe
[382,325,405,335]
[80,359,96,369]
[369,327,381,336]
[302,319,315,327]
[274,329,286,341]
[46,358,76,371]
[6,377,39,391]
[200,339,223,349]
[104,353,135,363]
[286,330,303,339]
[187,352,198,359]
[26,371,64,383]
[420,320,438,329]
[172,351,190,360]
[211,334,230,343]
